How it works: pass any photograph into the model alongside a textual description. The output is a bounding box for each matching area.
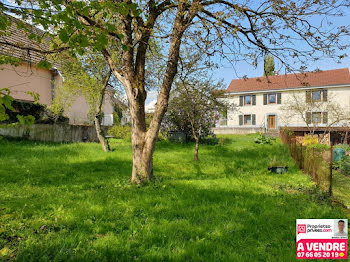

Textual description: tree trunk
[194,138,199,161]
[129,95,155,184]
[94,70,111,152]
[131,138,154,184]
[94,115,110,152]
[102,3,191,184]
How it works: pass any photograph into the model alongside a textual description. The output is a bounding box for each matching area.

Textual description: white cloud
[146,90,158,106]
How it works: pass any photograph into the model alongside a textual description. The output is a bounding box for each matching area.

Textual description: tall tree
[264,55,275,76]
[1,0,349,184]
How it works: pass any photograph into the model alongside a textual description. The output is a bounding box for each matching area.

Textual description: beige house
[216,68,350,136]
[0,16,115,126]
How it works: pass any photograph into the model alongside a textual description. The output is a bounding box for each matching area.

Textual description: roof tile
[227,68,350,93]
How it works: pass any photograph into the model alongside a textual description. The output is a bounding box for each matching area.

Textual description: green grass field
[0,134,348,261]
[333,171,350,208]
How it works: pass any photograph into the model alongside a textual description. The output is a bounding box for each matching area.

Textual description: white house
[215,68,350,135]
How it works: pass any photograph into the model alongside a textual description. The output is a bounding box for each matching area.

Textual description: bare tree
[280,90,350,137]
[1,0,349,184]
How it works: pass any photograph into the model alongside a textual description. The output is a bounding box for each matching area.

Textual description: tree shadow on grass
[0,137,344,261]
[7,181,344,261]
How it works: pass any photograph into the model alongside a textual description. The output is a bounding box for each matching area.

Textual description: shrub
[218,137,230,146]
[339,155,350,176]
[307,143,330,150]
[254,133,276,145]
[200,134,218,145]
[108,125,131,141]
[157,132,167,141]
[281,127,294,137]
[303,135,318,146]
[334,144,350,152]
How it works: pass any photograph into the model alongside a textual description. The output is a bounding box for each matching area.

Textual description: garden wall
[212,127,265,134]
[0,124,106,143]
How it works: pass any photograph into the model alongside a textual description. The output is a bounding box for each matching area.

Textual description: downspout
[50,68,59,105]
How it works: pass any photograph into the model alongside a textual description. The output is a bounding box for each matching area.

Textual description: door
[268,115,276,129]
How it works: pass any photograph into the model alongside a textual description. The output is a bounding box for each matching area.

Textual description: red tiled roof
[227,68,350,93]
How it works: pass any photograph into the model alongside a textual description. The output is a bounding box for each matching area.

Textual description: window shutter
[277,93,281,104]
[239,115,243,126]
[322,90,328,102]
[306,91,311,103]
[252,95,256,105]
[263,94,267,105]
[306,112,311,124]
[323,112,328,124]
[239,96,243,106]
[252,114,256,125]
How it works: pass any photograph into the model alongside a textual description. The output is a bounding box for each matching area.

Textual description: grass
[333,171,350,208]
[0,134,348,261]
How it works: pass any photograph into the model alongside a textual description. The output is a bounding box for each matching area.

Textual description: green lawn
[0,134,347,261]
[333,171,350,208]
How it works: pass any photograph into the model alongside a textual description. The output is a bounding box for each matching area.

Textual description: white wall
[225,86,350,129]
[66,92,115,126]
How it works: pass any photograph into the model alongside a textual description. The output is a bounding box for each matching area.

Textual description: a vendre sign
[296,219,348,259]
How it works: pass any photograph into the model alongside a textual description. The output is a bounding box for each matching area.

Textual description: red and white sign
[296,219,348,259]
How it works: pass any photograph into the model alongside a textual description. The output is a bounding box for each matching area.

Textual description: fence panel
[280,130,332,196]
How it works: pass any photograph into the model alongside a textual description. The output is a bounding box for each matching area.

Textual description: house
[215,68,350,141]
[0,15,115,126]
[145,100,157,114]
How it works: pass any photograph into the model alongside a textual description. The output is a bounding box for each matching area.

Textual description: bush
[339,155,350,176]
[303,135,318,146]
[254,133,276,145]
[4,100,69,124]
[334,144,350,152]
[108,125,131,141]
[307,143,330,150]
[200,134,218,145]
[157,132,167,141]
[218,137,231,146]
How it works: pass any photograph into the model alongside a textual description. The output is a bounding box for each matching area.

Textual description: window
[264,93,281,105]
[312,90,321,102]
[312,112,321,124]
[268,93,276,104]
[102,114,114,126]
[244,115,252,125]
[240,95,256,106]
[239,114,256,125]
[244,95,252,105]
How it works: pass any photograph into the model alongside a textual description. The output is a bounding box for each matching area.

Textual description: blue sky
[147,11,350,106]
[3,0,348,106]
[212,10,350,87]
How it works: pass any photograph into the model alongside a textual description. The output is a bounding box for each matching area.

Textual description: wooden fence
[280,130,334,196]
